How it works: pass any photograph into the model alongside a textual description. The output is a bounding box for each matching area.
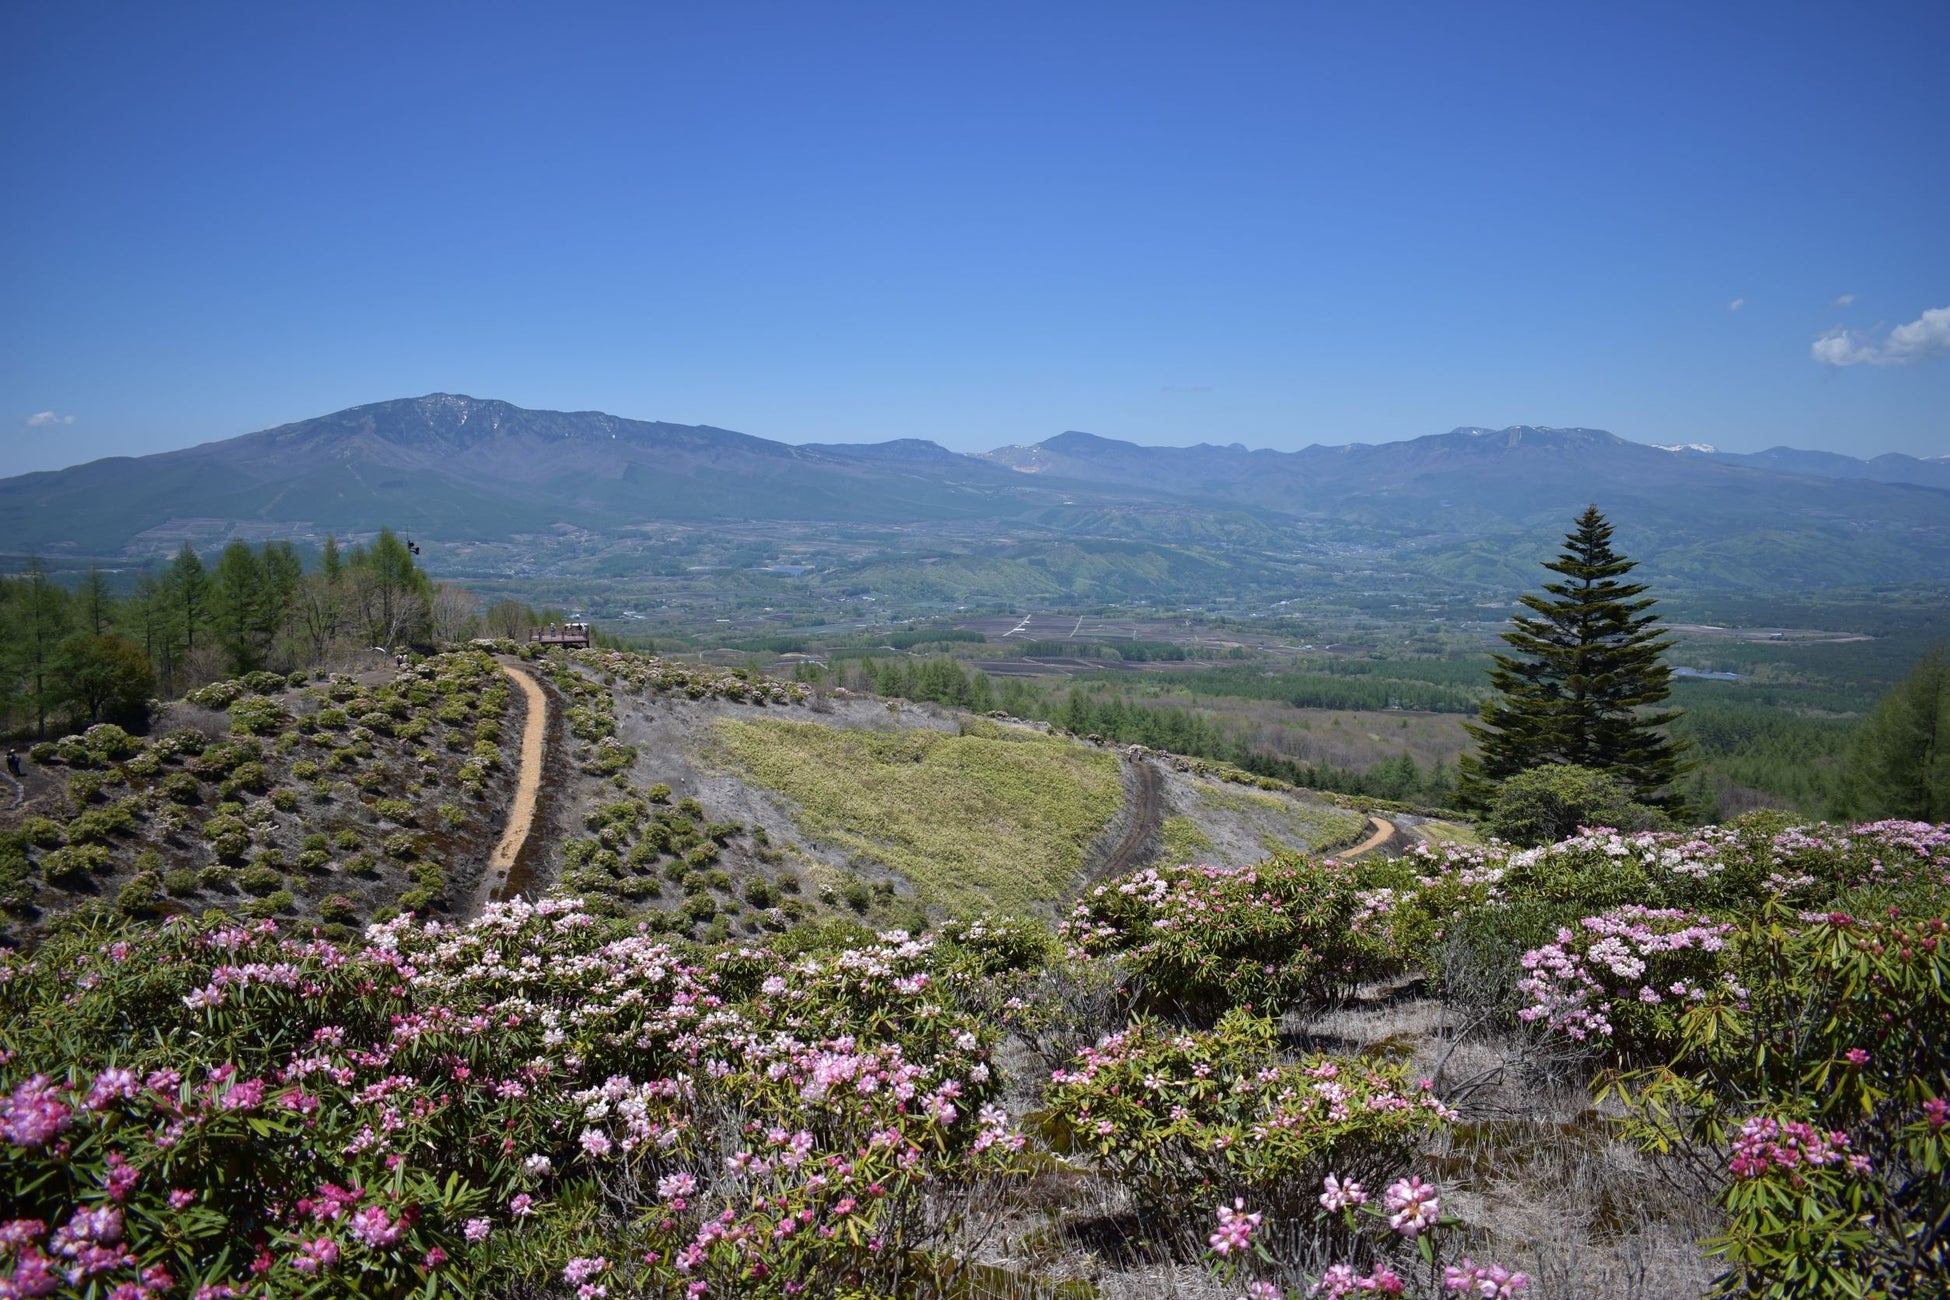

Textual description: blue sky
[2,1,1945,475]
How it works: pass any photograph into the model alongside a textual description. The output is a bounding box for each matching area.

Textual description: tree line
[0,530,550,739]
[825,654,1459,806]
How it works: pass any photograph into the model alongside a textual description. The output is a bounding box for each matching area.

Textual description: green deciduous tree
[1842,645,1947,821]
[347,528,432,652]
[1461,506,1689,811]
[1,559,73,737]
[166,543,211,658]
[54,633,156,727]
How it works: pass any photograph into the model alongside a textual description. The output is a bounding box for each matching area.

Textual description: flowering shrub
[1610,907,1950,1295]
[1515,905,1734,1058]
[1199,1172,1530,1299]
[0,901,1024,1297]
[1044,1009,1452,1222]
[1356,817,1949,1012]
[1060,855,1374,1023]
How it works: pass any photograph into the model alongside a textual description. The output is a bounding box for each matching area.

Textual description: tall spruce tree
[1461,506,1689,810]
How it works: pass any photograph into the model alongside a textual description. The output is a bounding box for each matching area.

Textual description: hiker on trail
[5,749,19,778]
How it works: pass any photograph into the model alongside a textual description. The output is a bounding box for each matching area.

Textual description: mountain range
[2,394,1945,596]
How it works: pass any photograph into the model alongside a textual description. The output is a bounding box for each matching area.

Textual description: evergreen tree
[1843,645,1947,821]
[78,564,115,637]
[166,544,210,657]
[1460,506,1689,810]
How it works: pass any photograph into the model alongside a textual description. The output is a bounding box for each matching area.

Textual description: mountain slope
[1,398,1944,596]
[0,394,1046,553]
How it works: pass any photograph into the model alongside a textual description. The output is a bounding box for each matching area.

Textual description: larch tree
[1843,645,1947,822]
[1460,505,1690,811]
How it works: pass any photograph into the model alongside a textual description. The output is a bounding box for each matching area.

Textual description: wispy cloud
[1812,305,1950,367]
[1727,297,1745,312]
[25,411,75,427]
[1829,293,1855,308]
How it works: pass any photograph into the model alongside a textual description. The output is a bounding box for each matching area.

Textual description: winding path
[1341,816,1397,859]
[465,663,548,916]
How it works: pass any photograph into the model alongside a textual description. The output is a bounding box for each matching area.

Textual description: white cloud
[1812,305,1950,367]
[25,411,75,427]
[1830,293,1855,308]
[1727,297,1745,312]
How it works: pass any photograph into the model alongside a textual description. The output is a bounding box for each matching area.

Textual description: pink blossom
[0,1076,72,1149]
[1383,1176,1439,1238]
[1319,1173,1368,1211]
[463,1218,491,1242]
[291,1239,338,1276]
[562,1256,608,1284]
[1208,1198,1261,1256]
[348,1205,403,1249]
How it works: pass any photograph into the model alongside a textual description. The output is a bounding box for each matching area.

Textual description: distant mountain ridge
[0,396,1944,597]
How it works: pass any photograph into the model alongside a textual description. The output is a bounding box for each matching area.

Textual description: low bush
[0,902,1018,1299]
[1061,855,1375,1023]
[1045,1009,1453,1223]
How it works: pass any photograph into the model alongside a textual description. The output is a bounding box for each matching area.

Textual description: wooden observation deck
[528,622,592,649]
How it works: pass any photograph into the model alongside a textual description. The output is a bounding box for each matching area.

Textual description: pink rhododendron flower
[1208,1198,1261,1256]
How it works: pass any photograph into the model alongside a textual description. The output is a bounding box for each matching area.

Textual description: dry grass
[712,717,1123,915]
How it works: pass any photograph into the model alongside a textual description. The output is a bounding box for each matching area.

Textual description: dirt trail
[463,663,547,917]
[1085,754,1164,880]
[1341,816,1397,859]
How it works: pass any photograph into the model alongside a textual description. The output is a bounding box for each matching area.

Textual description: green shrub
[42,844,110,886]
[1483,764,1671,847]
[66,803,135,844]
[646,782,672,804]
[318,894,359,923]
[19,817,64,848]
[0,834,34,912]
[841,877,874,914]
[228,695,294,736]
[226,760,269,793]
[67,771,105,805]
[398,887,439,914]
[202,815,251,860]
[1062,854,1373,1023]
[373,798,415,823]
[436,804,466,829]
[1046,1009,1453,1222]
[238,864,284,896]
[269,787,300,812]
[117,872,165,916]
[1619,908,1950,1297]
[196,866,232,891]
[161,771,202,804]
[681,893,718,923]
[242,889,294,918]
[163,870,200,897]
